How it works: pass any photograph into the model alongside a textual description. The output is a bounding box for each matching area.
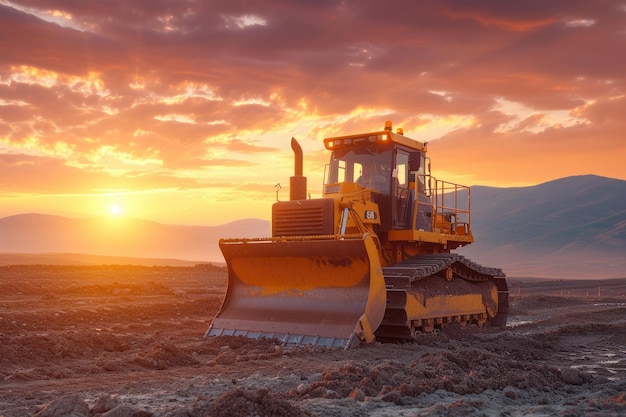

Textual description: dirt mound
[2,266,626,417]
[211,388,310,417]
[134,342,199,370]
[293,349,564,404]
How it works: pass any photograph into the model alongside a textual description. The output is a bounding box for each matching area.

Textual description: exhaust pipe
[290,138,307,200]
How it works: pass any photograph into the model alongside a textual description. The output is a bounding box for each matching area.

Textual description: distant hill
[458,175,626,278]
[0,253,213,267]
[0,175,624,278]
[0,214,269,264]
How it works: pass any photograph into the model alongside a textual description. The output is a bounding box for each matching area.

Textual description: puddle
[507,317,539,327]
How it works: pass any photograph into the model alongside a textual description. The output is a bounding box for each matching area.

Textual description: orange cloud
[0,1,624,224]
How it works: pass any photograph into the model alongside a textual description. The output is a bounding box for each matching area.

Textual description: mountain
[0,175,624,278]
[0,252,204,266]
[0,214,270,264]
[458,175,626,278]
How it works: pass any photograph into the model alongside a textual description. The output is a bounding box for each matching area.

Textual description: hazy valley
[1,174,624,278]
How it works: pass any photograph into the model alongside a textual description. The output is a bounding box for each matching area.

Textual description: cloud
[0,0,624,223]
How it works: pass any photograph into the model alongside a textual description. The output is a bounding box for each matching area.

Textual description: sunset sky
[1,1,625,226]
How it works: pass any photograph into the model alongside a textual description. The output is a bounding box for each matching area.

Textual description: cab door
[392,150,410,229]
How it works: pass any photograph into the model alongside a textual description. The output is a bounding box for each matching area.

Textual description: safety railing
[414,175,471,236]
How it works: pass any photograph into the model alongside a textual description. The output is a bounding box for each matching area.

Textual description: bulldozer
[207,121,509,348]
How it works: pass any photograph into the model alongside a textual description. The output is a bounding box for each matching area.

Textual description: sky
[0,0,625,226]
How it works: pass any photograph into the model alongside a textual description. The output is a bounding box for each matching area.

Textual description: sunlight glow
[0,98,29,106]
[492,98,586,133]
[7,65,59,87]
[157,14,178,32]
[68,71,110,97]
[413,114,478,140]
[233,97,270,107]
[154,114,196,124]
[347,43,383,67]
[222,14,267,29]
[565,19,595,28]
[110,204,122,216]
[4,67,110,101]
[428,90,453,102]
[67,145,162,171]
[0,0,92,32]
[132,82,222,107]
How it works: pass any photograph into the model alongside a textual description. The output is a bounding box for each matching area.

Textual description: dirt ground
[1,264,625,417]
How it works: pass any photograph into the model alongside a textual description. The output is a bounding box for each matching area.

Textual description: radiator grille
[272,199,334,237]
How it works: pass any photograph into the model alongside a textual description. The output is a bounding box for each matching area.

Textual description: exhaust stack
[290,138,307,200]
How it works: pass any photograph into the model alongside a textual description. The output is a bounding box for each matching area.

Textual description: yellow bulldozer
[207,121,509,348]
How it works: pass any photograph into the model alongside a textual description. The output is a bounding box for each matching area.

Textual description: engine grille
[272,199,335,237]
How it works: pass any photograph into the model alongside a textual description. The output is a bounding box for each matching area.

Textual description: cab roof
[323,129,427,153]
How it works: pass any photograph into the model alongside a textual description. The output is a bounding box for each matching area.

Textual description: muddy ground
[0,264,625,416]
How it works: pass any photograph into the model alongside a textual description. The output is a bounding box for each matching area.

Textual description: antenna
[274,183,282,202]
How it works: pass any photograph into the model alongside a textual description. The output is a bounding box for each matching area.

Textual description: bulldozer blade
[206,234,387,349]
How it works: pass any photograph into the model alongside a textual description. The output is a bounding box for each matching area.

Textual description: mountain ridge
[0,214,270,263]
[458,174,625,277]
[1,175,624,278]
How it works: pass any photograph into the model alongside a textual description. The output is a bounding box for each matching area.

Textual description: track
[375,253,509,340]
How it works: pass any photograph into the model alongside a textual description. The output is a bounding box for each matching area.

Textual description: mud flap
[206,234,387,349]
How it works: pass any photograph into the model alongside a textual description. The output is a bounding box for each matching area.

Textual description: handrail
[413,174,471,235]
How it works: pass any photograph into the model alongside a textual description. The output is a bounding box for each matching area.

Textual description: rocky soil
[1,264,625,416]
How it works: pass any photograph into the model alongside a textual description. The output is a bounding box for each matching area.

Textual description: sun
[110,204,123,216]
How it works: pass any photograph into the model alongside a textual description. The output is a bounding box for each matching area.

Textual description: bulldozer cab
[323,130,430,232]
[337,149,392,194]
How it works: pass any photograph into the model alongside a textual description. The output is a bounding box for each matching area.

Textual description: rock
[503,386,519,399]
[213,349,237,365]
[321,389,340,399]
[379,390,402,404]
[33,394,90,417]
[131,411,154,417]
[561,368,584,385]
[296,383,309,395]
[377,385,394,396]
[92,394,121,414]
[100,405,136,417]
[348,387,365,401]
[158,409,192,417]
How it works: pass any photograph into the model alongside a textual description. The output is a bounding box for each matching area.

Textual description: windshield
[326,147,393,194]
